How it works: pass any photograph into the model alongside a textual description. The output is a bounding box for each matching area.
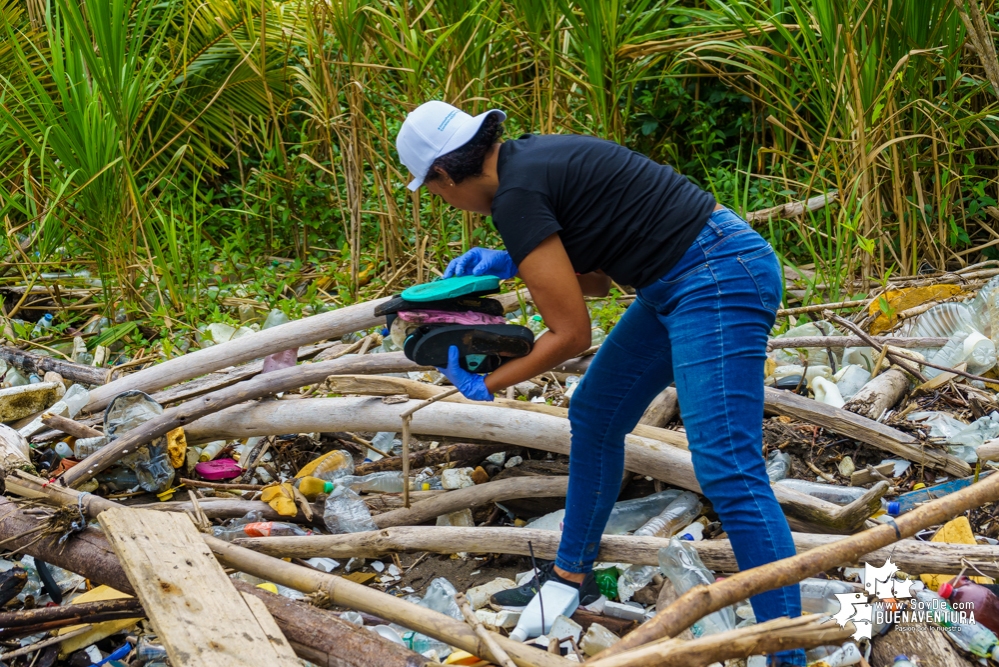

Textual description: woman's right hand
[443,247,518,280]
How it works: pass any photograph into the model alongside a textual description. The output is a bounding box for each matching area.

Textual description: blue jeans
[558,208,805,665]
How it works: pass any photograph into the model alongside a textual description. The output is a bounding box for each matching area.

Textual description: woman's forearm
[484,328,590,393]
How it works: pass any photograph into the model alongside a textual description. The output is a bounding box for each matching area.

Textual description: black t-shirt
[491,134,716,288]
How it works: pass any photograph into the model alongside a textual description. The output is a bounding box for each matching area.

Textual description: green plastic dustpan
[401,275,501,303]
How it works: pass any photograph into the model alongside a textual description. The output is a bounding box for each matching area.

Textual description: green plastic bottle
[594,567,619,601]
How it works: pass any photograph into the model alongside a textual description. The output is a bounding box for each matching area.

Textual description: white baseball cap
[396,101,506,191]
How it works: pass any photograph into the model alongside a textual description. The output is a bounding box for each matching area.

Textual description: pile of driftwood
[0,273,998,667]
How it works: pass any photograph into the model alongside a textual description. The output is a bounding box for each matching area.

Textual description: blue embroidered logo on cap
[437,110,458,131]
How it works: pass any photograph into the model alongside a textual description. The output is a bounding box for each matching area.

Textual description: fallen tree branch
[84,297,391,412]
[231,525,999,577]
[61,352,430,487]
[41,413,101,439]
[588,614,853,667]
[766,335,948,351]
[593,461,999,659]
[0,344,119,386]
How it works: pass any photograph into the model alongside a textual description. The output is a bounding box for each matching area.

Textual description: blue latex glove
[443,247,517,280]
[436,346,494,401]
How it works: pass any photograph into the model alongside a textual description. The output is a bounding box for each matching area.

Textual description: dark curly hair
[424,111,504,185]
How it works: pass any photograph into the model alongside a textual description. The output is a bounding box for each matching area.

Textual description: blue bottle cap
[381,327,390,336]
[894,656,909,663]
[680,534,694,541]
[887,501,900,516]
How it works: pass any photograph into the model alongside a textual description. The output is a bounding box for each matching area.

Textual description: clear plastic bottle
[339,471,407,494]
[913,583,999,659]
[617,565,657,602]
[527,314,547,335]
[891,656,916,667]
[74,435,110,459]
[4,368,28,387]
[368,432,396,461]
[198,440,227,462]
[774,479,867,506]
[832,364,871,400]
[297,449,355,481]
[766,450,791,483]
[323,486,377,533]
[135,636,168,661]
[402,631,453,659]
[527,489,685,534]
[31,313,53,338]
[658,537,736,637]
[633,491,703,538]
[212,521,312,541]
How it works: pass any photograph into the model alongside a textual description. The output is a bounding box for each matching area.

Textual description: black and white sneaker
[490,561,601,610]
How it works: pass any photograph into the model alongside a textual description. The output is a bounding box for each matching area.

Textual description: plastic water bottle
[527,489,684,534]
[74,436,110,459]
[617,565,657,602]
[402,631,453,658]
[367,432,396,461]
[774,479,867,505]
[212,521,311,541]
[323,486,377,533]
[298,449,355,481]
[340,471,407,494]
[634,491,702,538]
[658,537,736,637]
[261,310,298,373]
[5,368,28,387]
[19,384,90,438]
[765,450,791,482]
[136,636,168,661]
[31,313,53,338]
[833,364,871,400]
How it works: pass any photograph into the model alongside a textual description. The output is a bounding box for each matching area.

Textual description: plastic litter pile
[0,273,998,666]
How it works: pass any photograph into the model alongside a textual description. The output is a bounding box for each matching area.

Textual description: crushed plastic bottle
[526,489,683,534]
[19,384,90,438]
[771,321,842,367]
[633,491,703,538]
[766,450,791,482]
[617,565,657,602]
[74,435,109,459]
[658,537,736,637]
[323,485,377,533]
[367,432,396,461]
[135,636,168,662]
[398,578,461,657]
[775,479,867,505]
[4,367,28,387]
[402,631,452,658]
[832,364,870,400]
[261,310,299,373]
[339,471,408,494]
[297,449,355,481]
[907,411,999,462]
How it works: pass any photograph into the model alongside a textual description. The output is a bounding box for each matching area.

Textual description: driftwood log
[593,464,999,660]
[0,345,119,386]
[766,335,948,351]
[843,367,911,420]
[83,297,391,412]
[589,614,853,667]
[40,413,101,439]
[61,353,430,487]
[353,441,509,475]
[184,397,889,533]
[232,525,999,577]
[639,388,679,428]
[0,496,423,667]
[8,474,573,667]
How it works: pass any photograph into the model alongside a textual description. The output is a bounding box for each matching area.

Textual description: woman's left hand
[436,346,494,401]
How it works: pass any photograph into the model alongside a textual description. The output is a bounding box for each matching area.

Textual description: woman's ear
[431,166,453,185]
